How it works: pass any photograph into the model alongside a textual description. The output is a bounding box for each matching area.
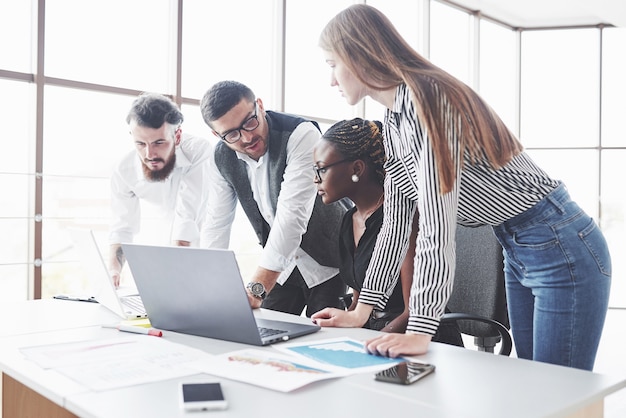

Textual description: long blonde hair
[320,4,523,194]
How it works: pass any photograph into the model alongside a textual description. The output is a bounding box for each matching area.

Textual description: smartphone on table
[374,361,435,385]
[180,382,227,411]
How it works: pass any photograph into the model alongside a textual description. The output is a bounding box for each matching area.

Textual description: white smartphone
[180,382,227,411]
[374,361,435,385]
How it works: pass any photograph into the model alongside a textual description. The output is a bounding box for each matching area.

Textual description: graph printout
[275,337,405,373]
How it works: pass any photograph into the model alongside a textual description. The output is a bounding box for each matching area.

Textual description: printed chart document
[20,335,211,391]
[192,348,346,392]
[275,337,405,373]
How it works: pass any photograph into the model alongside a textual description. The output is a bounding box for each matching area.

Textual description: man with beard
[199,80,347,317]
[108,93,212,288]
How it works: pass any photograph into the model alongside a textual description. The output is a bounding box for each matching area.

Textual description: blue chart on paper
[287,339,401,369]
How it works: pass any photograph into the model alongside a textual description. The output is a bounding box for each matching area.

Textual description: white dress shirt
[201,122,338,287]
[109,133,213,246]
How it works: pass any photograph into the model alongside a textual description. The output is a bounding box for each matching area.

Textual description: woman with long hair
[311,4,611,371]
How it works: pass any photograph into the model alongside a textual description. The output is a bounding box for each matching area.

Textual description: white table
[1,299,625,418]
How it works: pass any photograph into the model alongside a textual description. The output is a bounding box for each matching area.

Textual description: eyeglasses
[312,159,352,181]
[219,103,260,144]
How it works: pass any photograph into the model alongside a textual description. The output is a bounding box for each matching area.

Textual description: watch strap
[246,282,267,300]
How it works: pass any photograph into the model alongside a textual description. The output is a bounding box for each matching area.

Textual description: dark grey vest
[214,111,347,268]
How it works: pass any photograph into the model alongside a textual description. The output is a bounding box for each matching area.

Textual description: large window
[46,0,172,92]
[284,0,355,121]
[521,29,601,218]
[602,28,626,148]
[182,1,276,103]
[1,0,624,308]
[40,88,133,296]
[601,28,626,307]
[0,80,33,300]
[479,20,518,134]
[0,1,32,73]
[430,1,472,85]
[521,29,600,149]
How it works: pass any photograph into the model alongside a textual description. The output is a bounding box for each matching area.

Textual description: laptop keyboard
[122,295,146,313]
[258,326,285,338]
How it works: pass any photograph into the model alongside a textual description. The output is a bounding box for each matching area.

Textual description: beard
[142,151,176,182]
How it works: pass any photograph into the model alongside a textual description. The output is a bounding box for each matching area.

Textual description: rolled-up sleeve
[200,149,238,249]
[258,122,319,272]
[171,138,214,243]
[109,165,140,245]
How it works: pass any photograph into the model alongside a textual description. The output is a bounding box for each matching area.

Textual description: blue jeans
[493,183,611,371]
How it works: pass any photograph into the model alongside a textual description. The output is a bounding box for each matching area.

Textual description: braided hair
[322,118,386,186]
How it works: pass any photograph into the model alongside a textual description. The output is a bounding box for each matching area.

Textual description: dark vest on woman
[213,110,347,268]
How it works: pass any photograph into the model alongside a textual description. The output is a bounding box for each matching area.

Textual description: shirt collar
[174,144,192,168]
[392,83,409,114]
[234,139,270,168]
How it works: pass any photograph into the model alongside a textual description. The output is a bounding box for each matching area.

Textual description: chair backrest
[447,224,509,338]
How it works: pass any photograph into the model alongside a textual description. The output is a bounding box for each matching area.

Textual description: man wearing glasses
[108,92,213,288]
[200,80,347,316]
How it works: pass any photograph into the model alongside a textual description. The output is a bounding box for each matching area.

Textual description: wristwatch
[246,282,267,300]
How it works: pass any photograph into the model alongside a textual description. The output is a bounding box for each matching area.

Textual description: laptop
[69,229,147,319]
[120,243,321,345]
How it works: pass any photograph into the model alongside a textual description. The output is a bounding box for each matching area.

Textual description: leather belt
[370,310,388,320]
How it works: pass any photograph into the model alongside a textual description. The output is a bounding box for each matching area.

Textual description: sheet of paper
[20,335,212,391]
[191,348,346,392]
[274,337,405,373]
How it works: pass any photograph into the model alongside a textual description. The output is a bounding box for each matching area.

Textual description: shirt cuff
[406,317,440,336]
[108,231,133,245]
[258,247,291,273]
[357,288,390,311]
[171,220,200,244]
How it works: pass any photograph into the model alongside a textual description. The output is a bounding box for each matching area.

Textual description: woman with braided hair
[312,118,462,345]
[311,4,611,371]
[313,118,407,332]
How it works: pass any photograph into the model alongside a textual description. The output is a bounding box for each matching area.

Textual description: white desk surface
[1,299,625,418]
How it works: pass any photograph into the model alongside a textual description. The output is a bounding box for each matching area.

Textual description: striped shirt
[360,83,559,335]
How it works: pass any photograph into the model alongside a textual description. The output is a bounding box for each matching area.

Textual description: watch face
[250,282,264,295]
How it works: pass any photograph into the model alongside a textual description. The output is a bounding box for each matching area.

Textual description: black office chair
[439,224,513,356]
